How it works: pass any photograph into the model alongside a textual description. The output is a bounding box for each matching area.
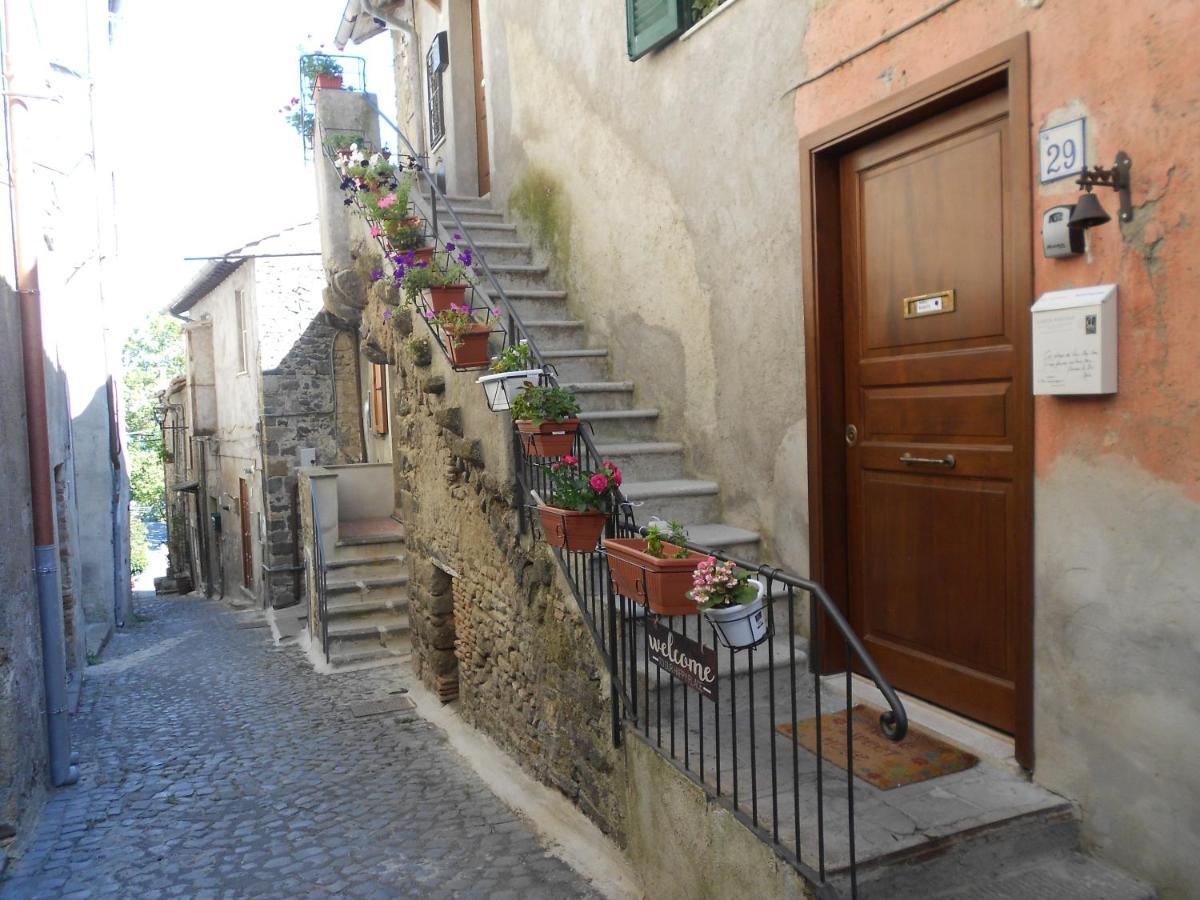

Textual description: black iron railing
[321,97,908,898]
[308,488,331,665]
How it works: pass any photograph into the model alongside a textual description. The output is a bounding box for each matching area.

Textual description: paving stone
[0,596,603,899]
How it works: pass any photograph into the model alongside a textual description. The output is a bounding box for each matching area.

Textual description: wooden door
[469,0,491,196]
[840,90,1030,733]
[239,478,254,589]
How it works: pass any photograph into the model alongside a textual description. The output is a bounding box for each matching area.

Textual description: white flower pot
[703,580,768,649]
[476,369,544,412]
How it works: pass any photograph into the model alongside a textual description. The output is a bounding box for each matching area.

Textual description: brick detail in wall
[369,242,626,838]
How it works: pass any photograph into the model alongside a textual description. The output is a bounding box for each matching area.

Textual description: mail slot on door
[1031,284,1117,395]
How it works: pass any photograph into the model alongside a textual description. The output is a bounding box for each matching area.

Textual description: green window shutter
[626,0,687,61]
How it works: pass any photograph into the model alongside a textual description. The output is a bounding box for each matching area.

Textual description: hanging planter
[445,323,493,369]
[537,506,609,552]
[604,537,707,616]
[704,586,769,649]
[312,73,344,95]
[535,459,622,553]
[429,284,469,313]
[477,369,544,412]
[690,556,770,650]
[516,419,579,458]
[412,245,436,267]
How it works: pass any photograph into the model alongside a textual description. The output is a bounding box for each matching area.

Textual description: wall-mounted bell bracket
[1073,151,1134,225]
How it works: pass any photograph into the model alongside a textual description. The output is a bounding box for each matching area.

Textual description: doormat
[349,696,416,718]
[776,704,977,790]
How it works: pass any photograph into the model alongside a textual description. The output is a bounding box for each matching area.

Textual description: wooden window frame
[370,363,389,436]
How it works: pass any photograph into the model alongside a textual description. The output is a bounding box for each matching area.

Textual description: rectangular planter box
[604,537,705,616]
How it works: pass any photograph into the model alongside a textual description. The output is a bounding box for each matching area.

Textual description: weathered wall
[0,279,50,837]
[472,0,812,570]
[788,2,1199,894]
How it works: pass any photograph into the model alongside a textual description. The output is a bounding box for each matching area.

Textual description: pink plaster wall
[793,0,1200,500]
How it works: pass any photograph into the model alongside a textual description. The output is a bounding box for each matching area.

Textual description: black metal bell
[1069,190,1111,229]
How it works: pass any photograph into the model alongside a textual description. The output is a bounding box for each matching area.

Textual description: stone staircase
[432,195,761,559]
[322,518,411,671]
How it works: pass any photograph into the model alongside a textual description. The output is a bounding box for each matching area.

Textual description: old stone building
[0,0,132,845]
[166,222,372,613]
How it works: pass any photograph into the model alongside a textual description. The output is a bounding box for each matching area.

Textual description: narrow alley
[0,595,603,899]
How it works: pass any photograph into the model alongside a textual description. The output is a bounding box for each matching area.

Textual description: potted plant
[476,341,543,412]
[537,457,622,552]
[511,384,581,458]
[397,240,474,311]
[690,556,769,649]
[604,520,707,616]
[301,52,344,94]
[423,304,494,369]
[280,98,314,140]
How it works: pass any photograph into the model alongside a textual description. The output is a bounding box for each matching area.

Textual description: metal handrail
[645,526,907,742]
[351,97,633,517]
[309,489,330,665]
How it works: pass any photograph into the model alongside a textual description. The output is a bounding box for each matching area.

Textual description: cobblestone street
[1,595,605,899]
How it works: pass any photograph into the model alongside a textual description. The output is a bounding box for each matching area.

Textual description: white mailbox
[1031,284,1117,395]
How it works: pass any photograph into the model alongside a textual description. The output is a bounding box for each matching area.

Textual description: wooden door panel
[859,473,1010,676]
[860,128,1007,352]
[842,88,1026,734]
[863,382,1009,440]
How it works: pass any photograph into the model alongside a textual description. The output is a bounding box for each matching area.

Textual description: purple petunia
[383,309,393,320]
[370,269,384,282]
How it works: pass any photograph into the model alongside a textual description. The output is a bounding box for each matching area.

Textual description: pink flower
[423,310,435,319]
[378,193,398,209]
[562,455,578,466]
[370,226,381,237]
[611,468,622,486]
[491,308,501,317]
[589,473,609,492]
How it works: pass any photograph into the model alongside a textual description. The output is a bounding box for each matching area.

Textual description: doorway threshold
[822,673,1019,772]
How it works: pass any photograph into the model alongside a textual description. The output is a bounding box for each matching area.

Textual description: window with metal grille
[428,64,445,147]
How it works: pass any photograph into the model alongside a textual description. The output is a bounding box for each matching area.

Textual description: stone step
[325,554,405,582]
[326,614,411,641]
[326,643,410,669]
[440,194,494,209]
[522,320,586,351]
[329,539,405,563]
[560,381,636,413]
[506,292,571,321]
[475,263,551,290]
[684,523,761,560]
[444,207,505,223]
[578,407,659,442]
[621,479,721,525]
[336,532,404,549]
[442,219,517,238]
[541,348,610,382]
[595,441,686,482]
[463,240,533,265]
[324,597,410,620]
[325,574,409,595]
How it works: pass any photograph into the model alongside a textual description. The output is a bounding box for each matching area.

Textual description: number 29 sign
[1039,118,1086,184]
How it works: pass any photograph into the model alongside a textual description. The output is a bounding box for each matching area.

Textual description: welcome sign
[646,619,718,701]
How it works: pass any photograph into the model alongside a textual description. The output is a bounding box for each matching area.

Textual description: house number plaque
[647,618,718,701]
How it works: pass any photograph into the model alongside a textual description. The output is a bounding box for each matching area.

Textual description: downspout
[351,0,428,160]
[3,0,79,786]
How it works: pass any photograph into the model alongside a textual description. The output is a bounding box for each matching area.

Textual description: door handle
[899,452,956,468]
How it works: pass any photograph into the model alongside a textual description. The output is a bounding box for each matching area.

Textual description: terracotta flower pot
[446,324,492,369]
[515,419,580,458]
[412,245,436,267]
[603,538,707,616]
[312,74,344,96]
[429,284,469,313]
[539,506,608,552]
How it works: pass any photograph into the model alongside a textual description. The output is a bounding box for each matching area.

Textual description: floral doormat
[776,704,978,790]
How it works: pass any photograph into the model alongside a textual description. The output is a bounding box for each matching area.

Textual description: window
[370,363,389,436]
[234,289,249,373]
[427,49,446,148]
[626,0,729,60]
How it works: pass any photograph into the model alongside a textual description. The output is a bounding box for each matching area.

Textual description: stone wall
[0,278,49,836]
[389,331,628,837]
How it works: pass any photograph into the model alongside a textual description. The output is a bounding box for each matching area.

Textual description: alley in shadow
[0,594,602,899]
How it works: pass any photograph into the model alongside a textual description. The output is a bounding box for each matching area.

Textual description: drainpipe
[3,0,79,787]
[348,0,428,160]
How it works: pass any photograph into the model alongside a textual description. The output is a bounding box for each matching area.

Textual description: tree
[121,315,184,521]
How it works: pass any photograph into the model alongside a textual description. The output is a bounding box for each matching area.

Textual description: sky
[102,0,397,339]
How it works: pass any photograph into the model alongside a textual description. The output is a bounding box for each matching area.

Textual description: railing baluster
[845,640,857,899]
[683,615,690,771]
[813,594,825,882]
[788,585,801,864]
[749,636,758,827]
[767,576,779,844]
